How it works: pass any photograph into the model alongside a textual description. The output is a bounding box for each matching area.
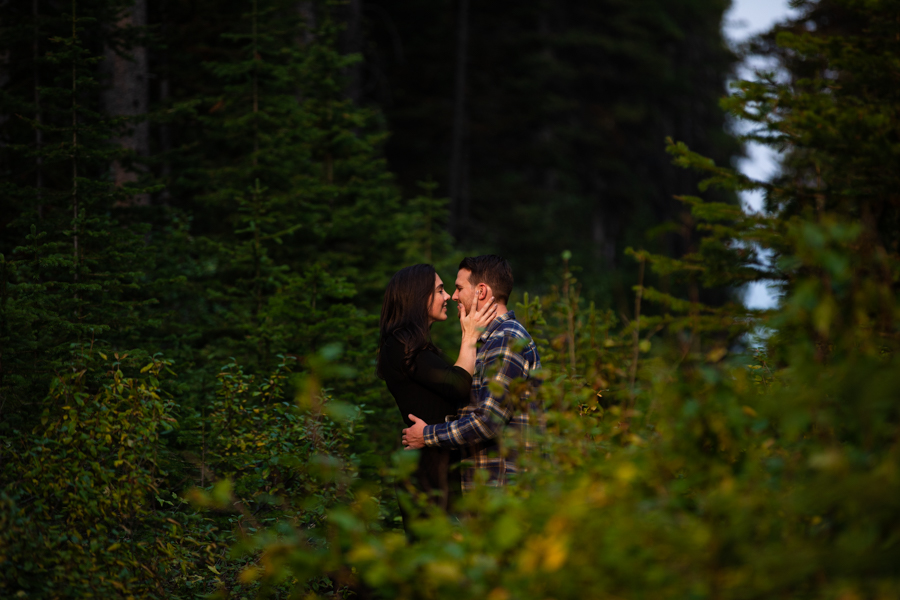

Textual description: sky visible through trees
[726,0,797,309]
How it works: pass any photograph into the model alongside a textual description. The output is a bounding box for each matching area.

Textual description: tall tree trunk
[298,1,316,47]
[448,0,469,237]
[157,0,171,203]
[33,0,43,217]
[592,209,618,267]
[102,0,149,206]
[252,0,259,168]
[342,0,362,104]
[295,1,316,105]
[0,18,10,163]
[71,1,79,297]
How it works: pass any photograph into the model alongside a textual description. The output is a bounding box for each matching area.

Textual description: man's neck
[478,300,508,316]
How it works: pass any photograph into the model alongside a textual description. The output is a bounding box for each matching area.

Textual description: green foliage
[648,0,900,356]
[0,351,363,599]
[174,353,363,598]
[165,0,400,369]
[147,0,434,479]
[1,1,406,596]
[364,0,740,299]
[2,0,899,598]
[220,2,900,598]
[202,355,361,524]
[0,0,161,433]
[237,207,900,600]
[0,356,193,597]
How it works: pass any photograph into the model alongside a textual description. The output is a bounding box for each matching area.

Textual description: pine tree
[0,0,159,432]
[241,4,900,597]
[145,0,442,468]
[360,0,739,303]
[643,0,900,356]
[156,0,403,371]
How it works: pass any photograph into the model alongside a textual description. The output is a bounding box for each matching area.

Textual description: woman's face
[427,273,452,325]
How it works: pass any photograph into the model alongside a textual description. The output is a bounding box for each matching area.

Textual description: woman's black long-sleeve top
[380,333,472,512]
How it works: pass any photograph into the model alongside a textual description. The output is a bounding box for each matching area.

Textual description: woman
[377,264,496,518]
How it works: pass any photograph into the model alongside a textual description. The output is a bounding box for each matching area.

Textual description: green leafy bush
[0,356,196,597]
[0,351,365,599]
[227,1,900,597]
[235,214,900,599]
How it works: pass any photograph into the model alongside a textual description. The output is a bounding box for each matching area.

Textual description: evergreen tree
[360,0,739,303]
[242,3,900,597]
[159,0,407,368]
[645,0,900,353]
[145,0,448,469]
[0,0,158,432]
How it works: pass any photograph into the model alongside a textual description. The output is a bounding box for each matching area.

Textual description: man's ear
[479,283,492,300]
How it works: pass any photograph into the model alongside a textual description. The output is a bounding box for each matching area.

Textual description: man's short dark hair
[459,255,513,303]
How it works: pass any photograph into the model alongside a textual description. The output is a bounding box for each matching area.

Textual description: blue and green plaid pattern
[423,311,542,490]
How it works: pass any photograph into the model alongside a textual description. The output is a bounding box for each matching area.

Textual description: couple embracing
[377,255,543,523]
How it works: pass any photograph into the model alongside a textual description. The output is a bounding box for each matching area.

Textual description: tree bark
[102,0,149,206]
[157,0,171,203]
[33,0,43,216]
[343,0,363,104]
[592,208,618,268]
[448,0,470,238]
[298,1,316,47]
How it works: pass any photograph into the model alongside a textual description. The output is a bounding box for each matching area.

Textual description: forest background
[1,0,899,598]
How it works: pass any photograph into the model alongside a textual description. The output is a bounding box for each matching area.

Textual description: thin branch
[628,255,646,410]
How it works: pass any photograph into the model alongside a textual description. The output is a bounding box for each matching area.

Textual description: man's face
[427,273,451,324]
[452,268,481,313]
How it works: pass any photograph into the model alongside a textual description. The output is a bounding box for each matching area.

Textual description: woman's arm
[453,297,498,374]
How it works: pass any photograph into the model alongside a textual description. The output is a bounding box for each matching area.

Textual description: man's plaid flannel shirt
[423,311,542,490]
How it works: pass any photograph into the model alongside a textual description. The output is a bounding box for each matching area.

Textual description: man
[401,255,542,490]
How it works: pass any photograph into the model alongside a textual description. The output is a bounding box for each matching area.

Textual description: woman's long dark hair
[376,264,439,379]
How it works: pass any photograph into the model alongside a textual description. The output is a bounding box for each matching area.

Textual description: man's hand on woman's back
[402,414,426,449]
